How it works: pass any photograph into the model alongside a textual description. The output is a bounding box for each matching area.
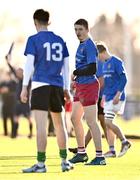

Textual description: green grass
[0,117,140,180]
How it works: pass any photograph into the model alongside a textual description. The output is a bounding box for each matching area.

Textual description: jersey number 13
[43,42,63,61]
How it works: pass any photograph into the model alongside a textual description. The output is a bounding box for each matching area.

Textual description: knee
[105,119,112,127]
[86,119,97,129]
[71,115,77,126]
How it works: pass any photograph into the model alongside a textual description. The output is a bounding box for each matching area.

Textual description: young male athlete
[69,19,106,165]
[69,58,107,154]
[96,42,131,157]
[20,9,73,172]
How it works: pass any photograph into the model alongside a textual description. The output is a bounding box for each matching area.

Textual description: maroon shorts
[74,81,99,106]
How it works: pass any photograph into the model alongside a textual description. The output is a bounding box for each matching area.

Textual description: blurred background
[0,0,140,138]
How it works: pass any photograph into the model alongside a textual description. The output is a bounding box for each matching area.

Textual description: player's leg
[69,97,107,155]
[97,97,107,140]
[51,112,67,150]
[71,102,85,148]
[34,110,47,152]
[22,86,49,173]
[85,129,92,147]
[22,110,47,173]
[104,128,116,157]
[104,100,131,157]
[28,116,33,138]
[98,114,107,139]
[51,111,73,171]
[69,101,88,164]
[84,105,101,154]
[50,86,73,172]
[105,118,131,156]
[23,103,33,138]
[80,82,106,165]
[84,104,106,165]
[64,101,74,137]
[69,128,92,154]
[48,111,55,136]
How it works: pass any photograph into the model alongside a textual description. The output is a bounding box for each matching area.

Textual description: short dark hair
[33,9,50,24]
[96,42,107,53]
[74,19,88,29]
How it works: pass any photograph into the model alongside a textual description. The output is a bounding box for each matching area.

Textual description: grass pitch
[0,117,140,180]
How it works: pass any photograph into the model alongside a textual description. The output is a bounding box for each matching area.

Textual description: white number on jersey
[43,42,63,61]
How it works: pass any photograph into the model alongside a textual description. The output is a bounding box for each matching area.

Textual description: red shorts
[74,81,99,106]
[65,101,72,112]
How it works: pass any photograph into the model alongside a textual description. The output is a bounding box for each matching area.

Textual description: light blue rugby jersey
[24,31,69,87]
[103,56,127,101]
[75,38,98,84]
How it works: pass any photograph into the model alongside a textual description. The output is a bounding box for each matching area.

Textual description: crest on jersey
[80,48,84,53]
[107,63,111,69]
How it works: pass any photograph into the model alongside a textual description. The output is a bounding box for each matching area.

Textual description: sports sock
[96,150,103,157]
[37,161,45,167]
[109,145,115,152]
[59,149,67,160]
[121,139,127,144]
[78,147,86,154]
[37,152,46,162]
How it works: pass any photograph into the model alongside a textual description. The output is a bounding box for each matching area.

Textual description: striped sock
[96,150,103,157]
[78,147,86,154]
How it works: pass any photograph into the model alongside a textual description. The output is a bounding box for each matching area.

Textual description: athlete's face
[74,24,89,41]
[98,52,106,61]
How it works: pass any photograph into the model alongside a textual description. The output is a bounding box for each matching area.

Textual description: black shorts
[98,97,104,115]
[31,85,65,112]
[16,102,30,118]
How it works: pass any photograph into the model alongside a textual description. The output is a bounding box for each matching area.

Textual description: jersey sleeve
[115,59,126,75]
[24,37,36,56]
[96,60,103,78]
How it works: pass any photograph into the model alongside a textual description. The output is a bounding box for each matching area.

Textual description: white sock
[37,162,45,167]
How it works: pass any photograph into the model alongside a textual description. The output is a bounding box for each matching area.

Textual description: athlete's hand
[101,96,105,108]
[64,89,72,103]
[113,91,121,105]
[71,74,76,81]
[20,86,28,103]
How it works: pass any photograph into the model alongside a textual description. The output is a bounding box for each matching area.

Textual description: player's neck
[80,36,89,43]
[37,25,48,32]
[105,53,111,61]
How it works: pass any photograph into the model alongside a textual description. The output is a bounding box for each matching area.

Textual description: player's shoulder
[85,38,97,49]
[112,55,123,63]
[86,38,94,44]
[27,33,38,41]
[51,32,65,42]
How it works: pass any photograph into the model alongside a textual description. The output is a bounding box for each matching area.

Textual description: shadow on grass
[0,156,66,174]
[0,171,61,174]
[0,155,59,160]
